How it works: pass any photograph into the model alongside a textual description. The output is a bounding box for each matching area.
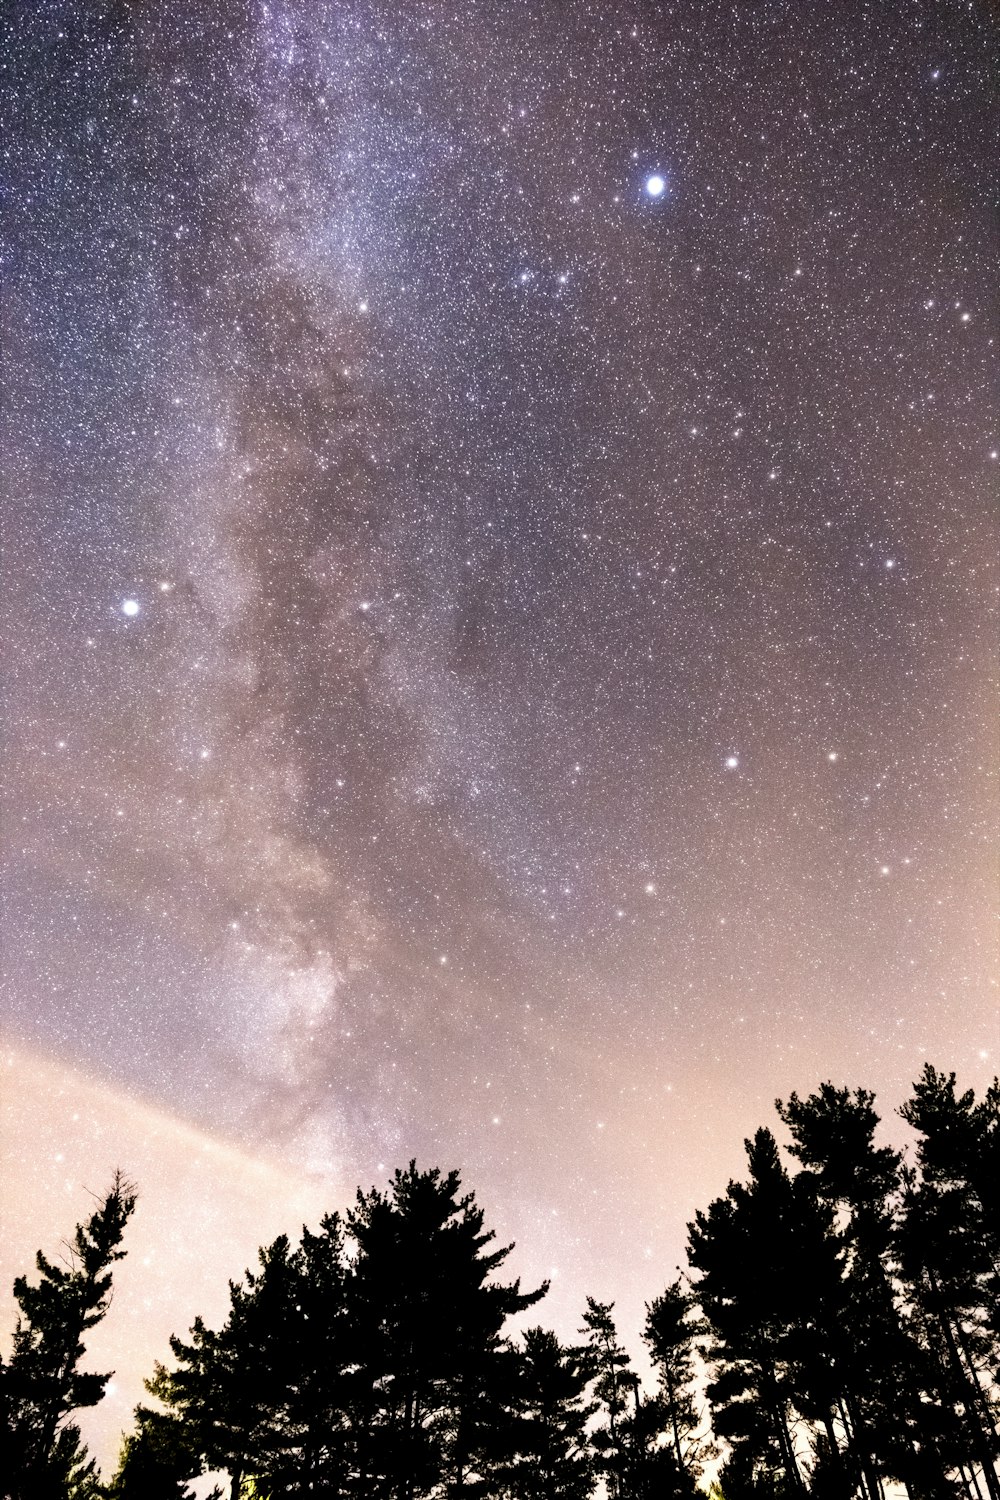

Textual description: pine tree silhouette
[505,1327,594,1499]
[347,1162,547,1497]
[898,1067,1000,1499]
[643,1278,707,1495]
[0,1172,136,1500]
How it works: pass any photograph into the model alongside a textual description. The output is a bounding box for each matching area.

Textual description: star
[644,174,666,198]
[725,756,739,770]
[120,599,140,617]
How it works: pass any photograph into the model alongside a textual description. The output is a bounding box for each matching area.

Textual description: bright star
[120,599,140,617]
[725,756,739,770]
[645,174,666,198]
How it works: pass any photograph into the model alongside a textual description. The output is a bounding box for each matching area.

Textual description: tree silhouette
[643,1278,707,1494]
[105,1409,202,1499]
[898,1067,1000,1500]
[777,1082,926,1497]
[0,1172,136,1500]
[579,1297,635,1497]
[504,1327,594,1499]
[347,1162,547,1497]
[145,1216,355,1497]
[687,1128,823,1495]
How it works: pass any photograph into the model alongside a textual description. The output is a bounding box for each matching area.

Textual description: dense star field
[2,0,996,1470]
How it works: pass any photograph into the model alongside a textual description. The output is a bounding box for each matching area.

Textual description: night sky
[2,0,997,1470]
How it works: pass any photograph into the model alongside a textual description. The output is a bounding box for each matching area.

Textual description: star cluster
[1,0,996,1467]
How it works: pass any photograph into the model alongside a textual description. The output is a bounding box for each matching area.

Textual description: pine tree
[579,1298,634,1498]
[275,1212,356,1495]
[0,1172,136,1500]
[777,1082,920,1497]
[347,1162,547,1498]
[147,1217,356,1498]
[687,1129,826,1495]
[898,1067,1000,1499]
[105,1409,203,1499]
[148,1233,301,1496]
[504,1327,594,1499]
[643,1279,706,1495]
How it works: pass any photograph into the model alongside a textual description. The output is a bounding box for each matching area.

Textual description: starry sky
[2,0,997,1470]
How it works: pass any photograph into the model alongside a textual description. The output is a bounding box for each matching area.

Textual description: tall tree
[147,1216,355,1498]
[277,1212,356,1495]
[0,1172,136,1500]
[687,1128,838,1496]
[504,1327,594,1500]
[579,1298,634,1498]
[643,1279,707,1495]
[347,1162,547,1498]
[778,1083,912,1497]
[147,1232,302,1496]
[898,1067,1000,1500]
[105,1409,203,1499]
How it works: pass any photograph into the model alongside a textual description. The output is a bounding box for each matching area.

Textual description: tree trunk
[954,1312,1000,1450]
[766,1373,805,1495]
[403,1387,415,1500]
[666,1372,685,1474]
[844,1391,885,1500]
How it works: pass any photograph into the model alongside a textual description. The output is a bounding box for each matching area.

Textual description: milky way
[2,0,996,1468]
